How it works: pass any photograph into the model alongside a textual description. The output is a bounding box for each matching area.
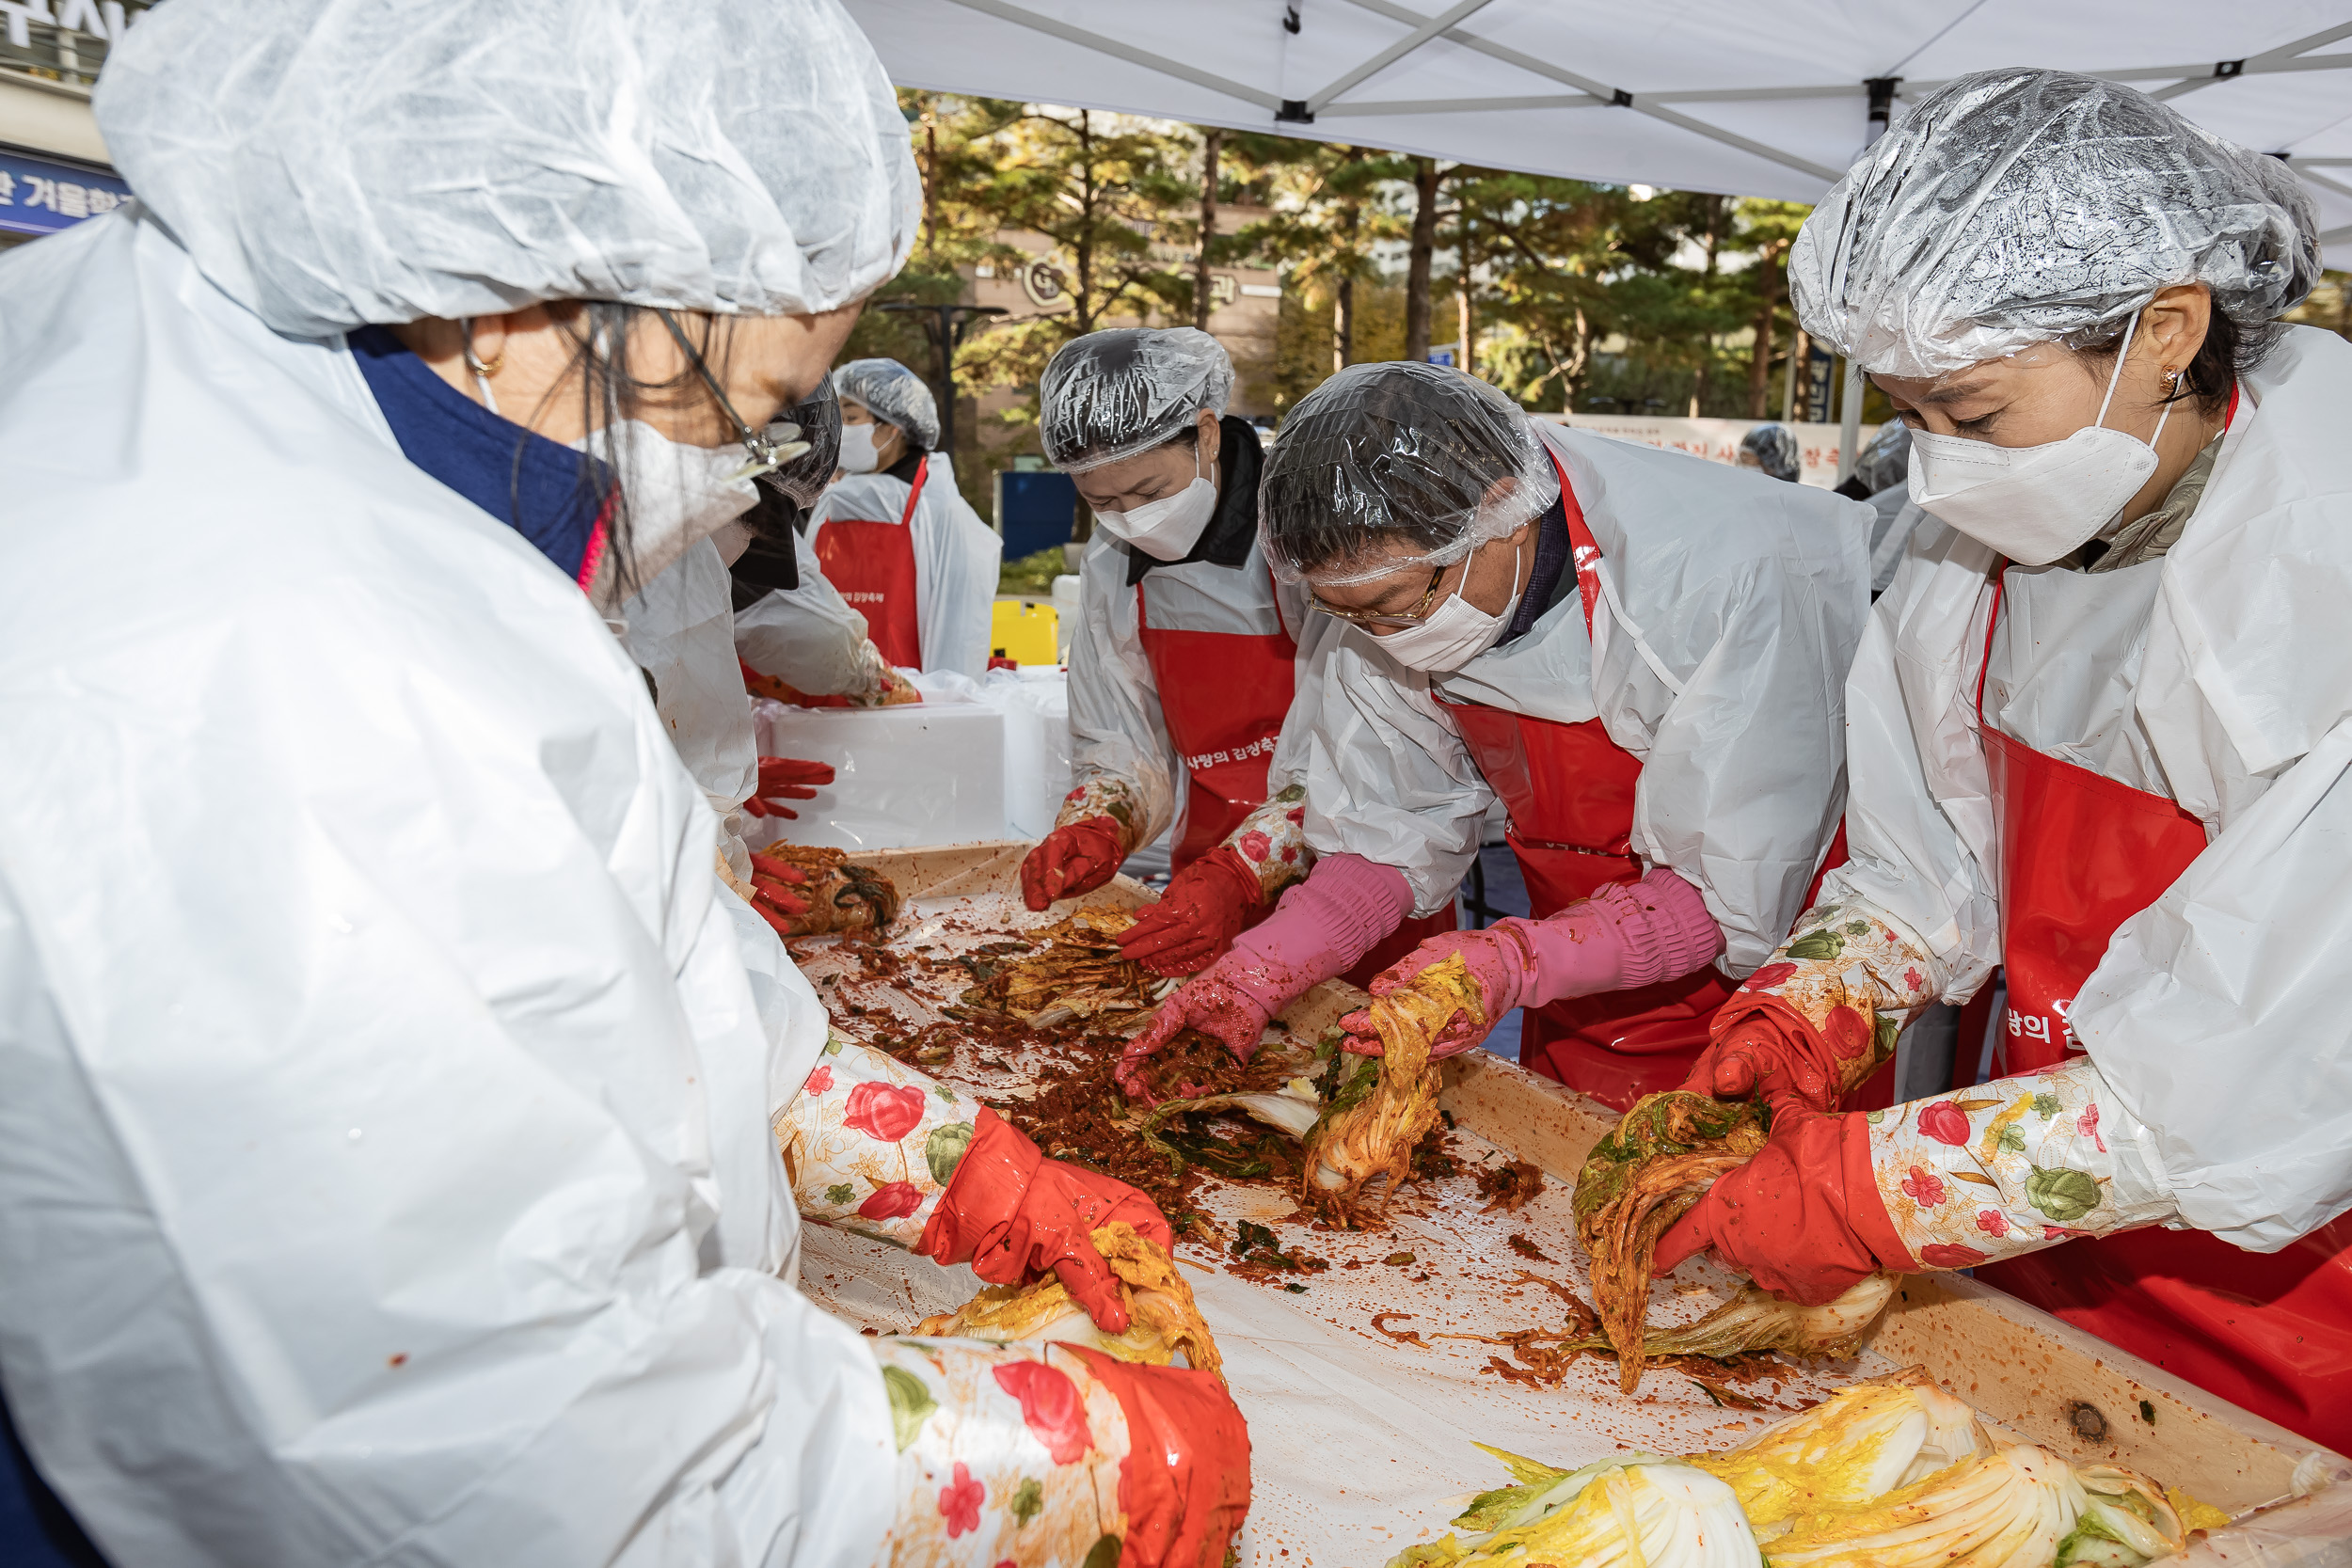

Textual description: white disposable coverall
[805,451,1000,679]
[1291,421,1870,971]
[1065,527,1320,850]
[628,531,887,879]
[1865,483,1925,597]
[1823,325,2352,1248]
[624,537,759,826]
[0,212,894,1565]
[731,531,891,698]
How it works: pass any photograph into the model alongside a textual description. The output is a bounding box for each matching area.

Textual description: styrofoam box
[751,702,1005,852]
[990,667,1071,841]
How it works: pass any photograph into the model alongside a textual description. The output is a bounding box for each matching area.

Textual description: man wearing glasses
[1120,362,1874,1112]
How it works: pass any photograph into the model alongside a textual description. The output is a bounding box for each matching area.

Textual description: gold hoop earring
[460,317,505,379]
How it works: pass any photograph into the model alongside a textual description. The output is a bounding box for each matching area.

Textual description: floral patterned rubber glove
[1656,1057,2180,1304]
[1651,1106,1899,1305]
[779,1037,983,1245]
[873,1338,1249,1568]
[779,1044,1170,1333]
[921,1109,1173,1335]
[1678,1011,1851,1117]
[1686,900,1941,1115]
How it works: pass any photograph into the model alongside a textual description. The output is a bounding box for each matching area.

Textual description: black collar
[1124,417,1264,586]
[1499,488,1571,645]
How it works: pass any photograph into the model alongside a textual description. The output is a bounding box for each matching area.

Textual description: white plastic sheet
[789,888,1873,1568]
[983,668,1074,840]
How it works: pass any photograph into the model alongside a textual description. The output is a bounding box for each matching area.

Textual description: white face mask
[1368,540,1524,673]
[836,421,884,475]
[1906,312,2174,566]
[575,420,760,611]
[1092,448,1218,562]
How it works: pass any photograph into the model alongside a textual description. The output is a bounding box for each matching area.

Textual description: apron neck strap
[898,456,930,527]
[1549,451,1601,639]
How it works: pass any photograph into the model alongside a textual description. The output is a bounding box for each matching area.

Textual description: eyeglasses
[655,308,807,480]
[1307,565,1452,631]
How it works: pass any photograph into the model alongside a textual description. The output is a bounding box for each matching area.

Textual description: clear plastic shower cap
[95,0,920,340]
[1790,68,2320,378]
[1851,421,1912,495]
[834,358,941,451]
[1039,327,1236,472]
[1740,423,1802,483]
[1258,362,1559,587]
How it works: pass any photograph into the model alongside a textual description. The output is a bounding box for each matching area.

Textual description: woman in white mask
[1122,360,1872,1117]
[1018,329,1458,980]
[801,356,1000,677]
[1653,68,2352,1456]
[0,3,1249,1564]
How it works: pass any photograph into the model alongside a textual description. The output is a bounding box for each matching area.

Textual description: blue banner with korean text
[0,147,130,237]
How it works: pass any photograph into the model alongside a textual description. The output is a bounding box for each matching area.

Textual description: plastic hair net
[94,0,921,340]
[1039,327,1235,471]
[1259,362,1559,587]
[1851,420,1912,495]
[1740,422,1801,483]
[833,358,940,451]
[764,373,842,510]
[1790,68,2320,378]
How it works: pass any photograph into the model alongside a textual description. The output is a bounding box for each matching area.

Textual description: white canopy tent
[843,0,2352,474]
[843,0,2352,264]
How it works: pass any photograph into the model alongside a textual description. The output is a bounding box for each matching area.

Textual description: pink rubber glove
[1340,870,1723,1057]
[1118,854,1412,1099]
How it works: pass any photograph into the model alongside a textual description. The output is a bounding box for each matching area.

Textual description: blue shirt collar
[347,325,608,582]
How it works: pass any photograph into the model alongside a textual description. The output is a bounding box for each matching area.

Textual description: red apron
[812,460,926,671]
[1437,459,1856,1112]
[1136,568,1453,978]
[1965,544,2352,1454]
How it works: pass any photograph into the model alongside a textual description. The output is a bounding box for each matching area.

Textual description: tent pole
[1837,357,1863,483]
[1838,76,1898,481]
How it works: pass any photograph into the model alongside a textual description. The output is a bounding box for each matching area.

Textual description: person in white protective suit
[0,5,1250,1567]
[803,357,1001,679]
[1650,68,2352,1458]
[1738,421,1802,483]
[1012,327,1454,979]
[1120,361,1872,1115]
[725,371,926,711]
[1840,421,1919,597]
[622,377,918,939]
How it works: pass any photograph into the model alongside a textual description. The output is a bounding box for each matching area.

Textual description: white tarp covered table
[789,844,2352,1567]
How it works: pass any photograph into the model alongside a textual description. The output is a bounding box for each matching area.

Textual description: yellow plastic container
[989,599,1060,666]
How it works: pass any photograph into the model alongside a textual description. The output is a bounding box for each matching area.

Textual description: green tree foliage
[852,93,1829,444]
[944,100,1199,432]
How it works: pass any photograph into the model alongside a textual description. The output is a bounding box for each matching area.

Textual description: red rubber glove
[1020,816,1126,911]
[1071,1348,1253,1568]
[739,754,834,819]
[920,1108,1173,1334]
[1680,1006,1873,1117]
[1651,1106,1915,1305]
[1117,847,1265,976]
[742,850,814,937]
